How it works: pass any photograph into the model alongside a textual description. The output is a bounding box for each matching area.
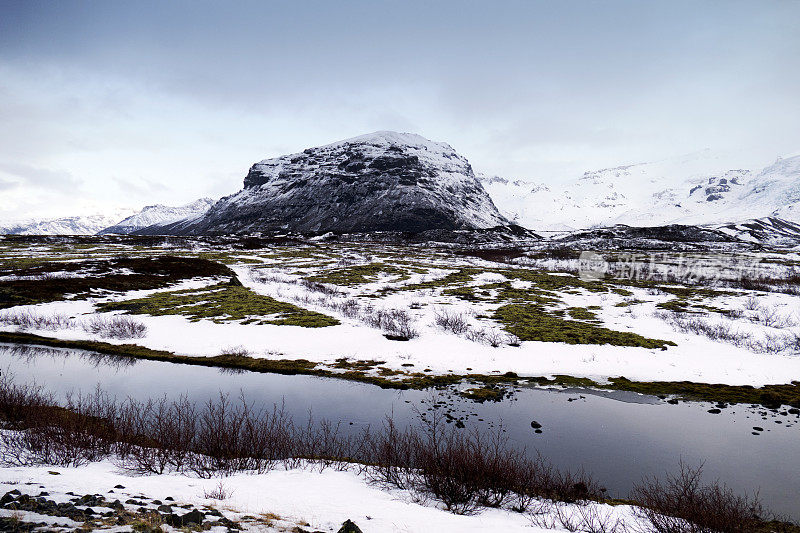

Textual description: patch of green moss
[395,268,484,292]
[502,269,608,293]
[606,377,800,408]
[332,358,385,371]
[460,385,507,402]
[98,280,339,327]
[614,300,645,307]
[567,307,599,321]
[307,262,421,286]
[493,304,675,349]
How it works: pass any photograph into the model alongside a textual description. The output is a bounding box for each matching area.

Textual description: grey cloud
[112,177,170,198]
[0,177,19,191]
[0,162,82,191]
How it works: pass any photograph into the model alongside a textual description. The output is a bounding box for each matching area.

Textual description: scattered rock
[182,508,205,526]
[338,519,363,533]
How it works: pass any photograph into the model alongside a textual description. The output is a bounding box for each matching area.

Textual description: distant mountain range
[2,134,799,246]
[0,200,214,236]
[479,151,800,231]
[0,210,135,236]
[97,198,215,235]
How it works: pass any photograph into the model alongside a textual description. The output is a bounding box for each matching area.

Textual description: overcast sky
[1,0,799,220]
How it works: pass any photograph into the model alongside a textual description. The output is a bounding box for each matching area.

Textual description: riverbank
[2,332,798,408]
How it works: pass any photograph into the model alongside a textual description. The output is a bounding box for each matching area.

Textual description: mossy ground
[459,385,507,402]
[98,280,339,327]
[0,256,235,309]
[306,262,422,286]
[494,304,675,349]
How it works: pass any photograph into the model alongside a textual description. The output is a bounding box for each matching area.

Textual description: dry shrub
[434,308,471,335]
[83,315,147,339]
[0,310,74,330]
[364,308,419,340]
[657,311,797,354]
[0,376,784,530]
[631,462,763,533]
[203,480,233,500]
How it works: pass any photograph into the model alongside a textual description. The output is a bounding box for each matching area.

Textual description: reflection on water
[3,343,139,370]
[1,343,799,520]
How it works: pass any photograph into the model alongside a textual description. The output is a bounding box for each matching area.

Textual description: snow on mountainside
[0,211,135,236]
[480,152,800,231]
[98,198,215,235]
[708,217,800,247]
[175,131,509,234]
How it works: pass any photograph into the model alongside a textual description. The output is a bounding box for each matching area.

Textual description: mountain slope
[177,131,509,235]
[98,198,214,235]
[708,217,800,247]
[0,211,135,236]
[481,152,800,231]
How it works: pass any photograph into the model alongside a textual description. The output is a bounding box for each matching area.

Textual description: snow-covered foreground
[0,461,637,532]
[1,239,799,390]
[4,268,800,388]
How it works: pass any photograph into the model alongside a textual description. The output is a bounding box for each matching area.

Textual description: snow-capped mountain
[0,211,135,236]
[480,152,800,231]
[98,198,215,235]
[708,217,800,247]
[174,131,509,235]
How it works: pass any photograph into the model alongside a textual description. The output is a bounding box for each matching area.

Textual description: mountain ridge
[173,131,509,235]
[98,198,214,235]
[480,152,800,231]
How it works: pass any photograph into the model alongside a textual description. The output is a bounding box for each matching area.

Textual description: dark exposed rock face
[560,224,736,243]
[177,131,509,235]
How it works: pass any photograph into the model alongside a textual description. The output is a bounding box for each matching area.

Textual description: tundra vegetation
[0,235,799,407]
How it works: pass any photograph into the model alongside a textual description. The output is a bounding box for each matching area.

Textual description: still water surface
[2,343,798,519]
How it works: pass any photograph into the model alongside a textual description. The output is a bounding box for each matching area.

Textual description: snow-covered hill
[708,217,800,247]
[0,211,135,236]
[98,198,214,235]
[480,152,800,231]
[175,131,508,234]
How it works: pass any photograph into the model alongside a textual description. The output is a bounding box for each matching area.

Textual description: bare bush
[252,269,420,338]
[631,462,763,533]
[0,310,74,331]
[531,502,629,533]
[656,311,796,354]
[0,375,782,529]
[743,295,761,311]
[300,279,346,297]
[364,308,419,340]
[791,332,800,354]
[1,377,611,518]
[219,345,251,357]
[203,480,233,500]
[83,315,147,339]
[434,308,471,335]
[753,306,796,329]
[465,328,510,347]
[0,378,116,467]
